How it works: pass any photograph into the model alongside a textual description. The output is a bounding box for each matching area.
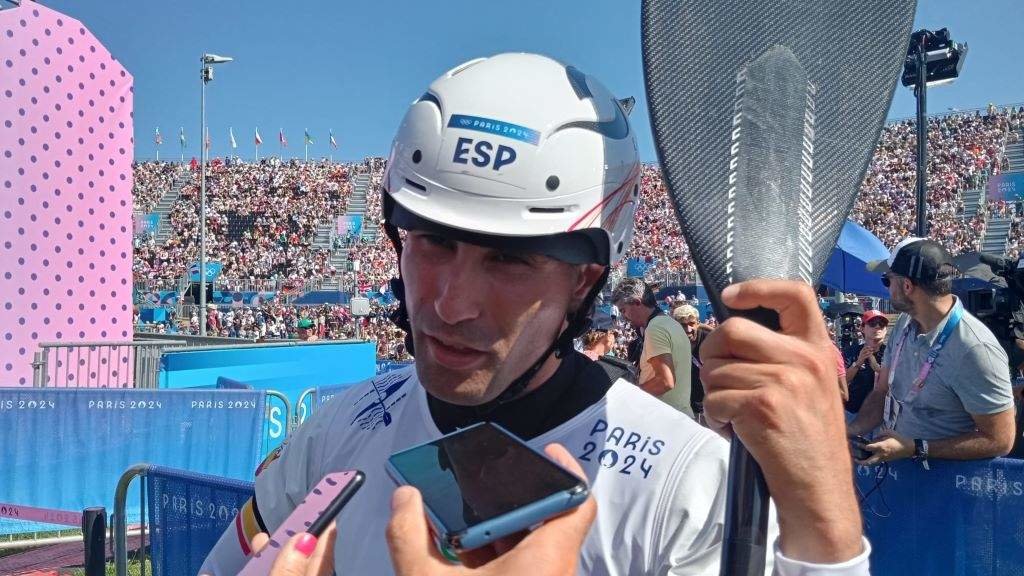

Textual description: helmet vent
[446,57,487,78]
[412,150,422,164]
[404,178,427,192]
[416,92,443,117]
[565,66,593,100]
[528,206,566,214]
[545,176,560,191]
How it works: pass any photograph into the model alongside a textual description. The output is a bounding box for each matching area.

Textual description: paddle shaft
[723,440,771,575]
[721,305,779,575]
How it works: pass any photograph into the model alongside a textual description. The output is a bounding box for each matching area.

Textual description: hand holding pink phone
[238,470,364,575]
[249,527,336,576]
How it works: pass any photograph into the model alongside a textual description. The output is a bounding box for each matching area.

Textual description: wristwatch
[913,438,930,470]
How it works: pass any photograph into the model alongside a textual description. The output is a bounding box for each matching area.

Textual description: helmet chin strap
[476,267,608,413]
[383,219,610,414]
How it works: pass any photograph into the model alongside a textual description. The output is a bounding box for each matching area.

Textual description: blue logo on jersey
[350,372,411,431]
[447,114,540,145]
[452,137,517,171]
[576,418,664,480]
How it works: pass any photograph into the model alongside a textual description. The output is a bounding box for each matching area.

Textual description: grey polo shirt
[881,297,1014,440]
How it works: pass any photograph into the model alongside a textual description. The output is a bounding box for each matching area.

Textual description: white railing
[32,341,186,389]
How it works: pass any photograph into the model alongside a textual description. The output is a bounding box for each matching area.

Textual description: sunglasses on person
[881,274,891,288]
[865,319,888,329]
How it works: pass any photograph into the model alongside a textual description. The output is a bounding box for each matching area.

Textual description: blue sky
[37,0,1024,162]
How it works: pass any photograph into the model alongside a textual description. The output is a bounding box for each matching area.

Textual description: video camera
[964,254,1024,359]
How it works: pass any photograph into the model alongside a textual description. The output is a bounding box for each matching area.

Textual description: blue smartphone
[386,422,589,553]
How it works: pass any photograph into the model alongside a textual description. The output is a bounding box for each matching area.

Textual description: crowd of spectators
[333,160,397,292]
[134,158,353,285]
[624,164,697,283]
[852,107,1022,255]
[132,161,185,214]
[139,300,412,361]
[600,108,1021,285]
[131,107,1024,359]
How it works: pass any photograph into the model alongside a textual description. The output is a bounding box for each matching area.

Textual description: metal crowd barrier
[113,464,254,576]
[31,340,186,389]
[266,390,293,440]
[132,332,259,346]
[295,387,318,428]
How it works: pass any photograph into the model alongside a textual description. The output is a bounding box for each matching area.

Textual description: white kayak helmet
[383,52,641,267]
[382,53,641,405]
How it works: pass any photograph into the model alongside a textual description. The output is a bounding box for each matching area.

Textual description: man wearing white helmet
[202,53,867,575]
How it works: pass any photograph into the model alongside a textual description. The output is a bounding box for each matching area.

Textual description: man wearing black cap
[849,237,1016,466]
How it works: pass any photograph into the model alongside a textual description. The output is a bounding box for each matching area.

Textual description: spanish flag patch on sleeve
[234,498,263,556]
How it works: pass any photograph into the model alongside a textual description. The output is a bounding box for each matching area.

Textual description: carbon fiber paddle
[641,1,916,573]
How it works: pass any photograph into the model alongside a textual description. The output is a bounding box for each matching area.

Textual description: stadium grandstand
[129,105,1024,347]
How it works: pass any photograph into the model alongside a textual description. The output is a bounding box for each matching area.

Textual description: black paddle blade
[642,0,916,315]
[642,2,916,575]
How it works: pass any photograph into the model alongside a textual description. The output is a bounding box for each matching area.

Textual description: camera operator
[1011,338,1024,458]
[1012,378,1024,458]
[849,237,1016,465]
[842,311,888,415]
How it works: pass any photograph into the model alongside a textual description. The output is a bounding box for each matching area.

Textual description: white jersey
[200,365,869,575]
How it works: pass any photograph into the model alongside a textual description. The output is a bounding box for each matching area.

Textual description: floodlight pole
[198,54,232,335]
[914,33,928,238]
[200,63,208,335]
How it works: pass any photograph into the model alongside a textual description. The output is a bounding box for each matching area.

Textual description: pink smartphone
[238,470,365,575]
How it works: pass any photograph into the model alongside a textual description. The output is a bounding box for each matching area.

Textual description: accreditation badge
[883,391,902,431]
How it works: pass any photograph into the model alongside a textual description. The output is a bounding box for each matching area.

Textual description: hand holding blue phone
[386,443,597,576]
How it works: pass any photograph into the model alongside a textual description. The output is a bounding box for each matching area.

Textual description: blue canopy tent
[820,220,890,298]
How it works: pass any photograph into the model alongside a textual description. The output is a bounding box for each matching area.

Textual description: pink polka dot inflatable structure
[0,3,133,386]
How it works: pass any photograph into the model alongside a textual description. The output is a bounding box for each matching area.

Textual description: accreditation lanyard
[887,301,963,404]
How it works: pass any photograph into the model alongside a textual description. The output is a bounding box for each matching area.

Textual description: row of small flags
[153,127,339,150]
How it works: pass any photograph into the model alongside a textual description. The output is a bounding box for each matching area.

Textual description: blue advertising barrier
[146,466,254,576]
[856,458,1024,574]
[0,388,266,536]
[293,290,351,305]
[337,214,364,238]
[626,257,654,278]
[161,342,375,401]
[177,379,286,451]
[134,213,160,235]
[188,261,224,283]
[161,341,376,450]
[136,290,180,306]
[137,290,279,307]
[139,307,168,323]
[215,290,278,307]
[215,376,252,389]
[987,172,1024,202]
